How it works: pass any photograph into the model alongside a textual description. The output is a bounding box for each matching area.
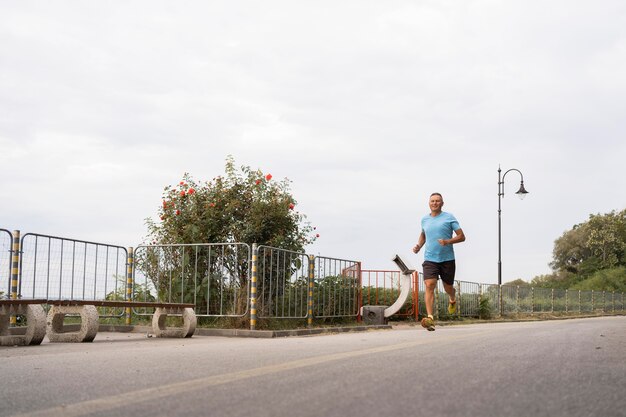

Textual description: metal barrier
[19,233,128,317]
[133,243,250,317]
[456,280,481,318]
[313,256,360,318]
[361,270,415,317]
[1,229,12,299]
[255,245,309,319]
[4,226,626,326]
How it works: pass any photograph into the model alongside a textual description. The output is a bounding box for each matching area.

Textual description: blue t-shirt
[421,211,461,263]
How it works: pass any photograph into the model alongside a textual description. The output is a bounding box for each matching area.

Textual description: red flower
[188,188,195,195]
[265,174,272,181]
[176,210,181,215]
[255,179,262,185]
[162,200,167,208]
[180,191,186,197]
[209,202,216,208]
[179,181,185,186]
[289,203,295,210]
[160,215,165,220]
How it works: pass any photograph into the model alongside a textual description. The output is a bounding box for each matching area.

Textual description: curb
[104,324,393,338]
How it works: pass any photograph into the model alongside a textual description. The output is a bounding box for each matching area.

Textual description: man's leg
[442,282,456,303]
[424,278,437,318]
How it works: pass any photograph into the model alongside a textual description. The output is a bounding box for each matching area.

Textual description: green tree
[550,209,626,277]
[570,267,626,292]
[145,156,316,249]
[586,211,626,269]
[503,278,530,287]
[140,156,317,315]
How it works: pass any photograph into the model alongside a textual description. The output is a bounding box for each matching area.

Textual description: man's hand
[412,244,421,253]
[438,239,448,246]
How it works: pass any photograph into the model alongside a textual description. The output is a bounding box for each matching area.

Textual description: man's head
[429,193,444,214]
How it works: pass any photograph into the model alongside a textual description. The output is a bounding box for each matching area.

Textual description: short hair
[430,192,443,199]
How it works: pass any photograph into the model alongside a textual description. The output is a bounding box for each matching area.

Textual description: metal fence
[5,227,625,328]
[256,245,309,319]
[362,272,626,320]
[313,256,360,318]
[134,243,251,317]
[19,233,128,302]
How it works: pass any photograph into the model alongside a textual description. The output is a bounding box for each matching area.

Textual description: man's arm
[438,228,466,246]
[412,231,426,253]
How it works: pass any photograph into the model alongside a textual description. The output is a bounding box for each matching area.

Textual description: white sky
[1,1,625,285]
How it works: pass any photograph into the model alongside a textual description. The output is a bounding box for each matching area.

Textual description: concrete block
[152,307,196,338]
[47,305,99,343]
[0,303,46,346]
[362,305,388,325]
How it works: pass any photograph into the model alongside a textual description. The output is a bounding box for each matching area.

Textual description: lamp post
[498,166,529,286]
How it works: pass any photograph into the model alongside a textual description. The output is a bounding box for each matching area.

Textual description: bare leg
[424,278,437,318]
[443,282,456,303]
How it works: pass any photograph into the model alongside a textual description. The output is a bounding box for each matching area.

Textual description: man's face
[429,195,444,213]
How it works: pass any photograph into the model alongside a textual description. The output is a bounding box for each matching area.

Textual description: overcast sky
[1,1,625,285]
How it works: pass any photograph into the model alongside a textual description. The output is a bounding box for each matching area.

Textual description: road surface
[1,316,624,417]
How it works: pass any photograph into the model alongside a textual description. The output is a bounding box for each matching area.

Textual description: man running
[412,193,466,331]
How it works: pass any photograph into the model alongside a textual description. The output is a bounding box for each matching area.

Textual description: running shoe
[420,317,435,331]
[448,300,457,315]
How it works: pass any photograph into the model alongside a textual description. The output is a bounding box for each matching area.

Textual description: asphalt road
[1,316,624,417]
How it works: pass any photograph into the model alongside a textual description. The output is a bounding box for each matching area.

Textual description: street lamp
[498,166,529,286]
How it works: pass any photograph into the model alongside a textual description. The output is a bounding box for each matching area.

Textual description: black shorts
[422,260,456,286]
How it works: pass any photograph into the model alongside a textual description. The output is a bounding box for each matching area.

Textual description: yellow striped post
[307,254,315,327]
[250,243,257,330]
[125,247,134,325]
[10,230,20,325]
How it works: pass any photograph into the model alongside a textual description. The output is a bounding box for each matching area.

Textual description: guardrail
[374,276,625,319]
[361,269,420,318]
[255,245,309,319]
[5,227,624,331]
[7,229,364,330]
[313,256,360,318]
[133,243,250,317]
[19,233,128,302]
[18,233,129,319]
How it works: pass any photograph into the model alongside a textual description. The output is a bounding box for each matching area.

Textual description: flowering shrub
[141,157,317,312]
[145,156,316,250]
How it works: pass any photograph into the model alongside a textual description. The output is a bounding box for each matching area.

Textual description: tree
[139,156,317,315]
[550,209,626,277]
[586,211,626,269]
[571,267,626,292]
[145,156,316,249]
[503,278,530,287]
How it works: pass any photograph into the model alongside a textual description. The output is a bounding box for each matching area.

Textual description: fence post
[530,286,534,314]
[250,244,258,331]
[551,288,554,313]
[306,255,315,327]
[565,289,568,314]
[591,290,595,313]
[307,255,315,328]
[499,285,503,317]
[10,230,20,325]
[125,247,134,325]
[356,261,362,322]
[578,290,581,313]
[611,291,615,313]
[434,285,439,319]
[456,281,461,318]
[413,272,420,321]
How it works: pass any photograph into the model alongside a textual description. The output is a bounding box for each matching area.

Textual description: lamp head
[516,181,529,200]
